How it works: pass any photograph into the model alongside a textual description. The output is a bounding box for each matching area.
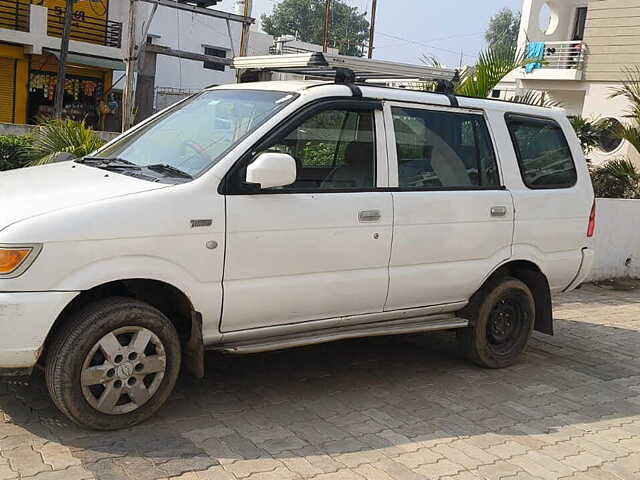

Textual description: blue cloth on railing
[525,42,545,73]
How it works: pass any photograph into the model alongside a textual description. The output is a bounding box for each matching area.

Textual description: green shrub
[590,158,640,199]
[30,119,104,165]
[0,135,35,171]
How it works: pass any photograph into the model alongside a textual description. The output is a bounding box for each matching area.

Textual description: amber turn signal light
[0,248,32,274]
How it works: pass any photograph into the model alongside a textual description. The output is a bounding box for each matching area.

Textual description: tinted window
[259,108,376,191]
[392,107,500,189]
[506,114,577,189]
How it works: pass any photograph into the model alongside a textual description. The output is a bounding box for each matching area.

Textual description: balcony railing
[48,7,122,48]
[538,41,586,70]
[0,0,29,32]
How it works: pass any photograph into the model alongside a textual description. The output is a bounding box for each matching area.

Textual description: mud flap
[518,269,554,336]
[183,311,205,378]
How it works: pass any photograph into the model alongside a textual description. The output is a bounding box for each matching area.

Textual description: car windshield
[86,89,296,180]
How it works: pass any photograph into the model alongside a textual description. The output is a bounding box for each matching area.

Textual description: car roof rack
[232,52,459,84]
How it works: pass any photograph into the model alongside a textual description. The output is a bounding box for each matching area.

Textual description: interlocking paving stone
[2,283,640,479]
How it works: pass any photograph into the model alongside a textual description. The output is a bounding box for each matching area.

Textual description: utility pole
[367,0,377,59]
[54,0,75,118]
[323,0,331,53]
[239,0,252,57]
[122,0,137,132]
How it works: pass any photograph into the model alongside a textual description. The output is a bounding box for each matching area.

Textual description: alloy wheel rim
[80,326,167,415]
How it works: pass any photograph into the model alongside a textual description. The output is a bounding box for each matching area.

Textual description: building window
[572,7,588,41]
[491,90,501,98]
[203,47,227,71]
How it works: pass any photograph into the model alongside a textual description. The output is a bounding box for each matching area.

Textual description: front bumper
[0,291,78,373]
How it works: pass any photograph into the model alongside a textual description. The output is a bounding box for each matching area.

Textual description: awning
[44,50,125,71]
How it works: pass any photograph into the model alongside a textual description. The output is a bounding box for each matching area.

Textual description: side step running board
[215,314,469,354]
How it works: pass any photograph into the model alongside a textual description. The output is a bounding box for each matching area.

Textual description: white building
[128,1,337,115]
[512,0,640,165]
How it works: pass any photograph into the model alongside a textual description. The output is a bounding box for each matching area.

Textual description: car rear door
[501,112,593,291]
[384,102,514,311]
[220,100,393,332]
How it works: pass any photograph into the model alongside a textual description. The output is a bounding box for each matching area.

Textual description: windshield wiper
[145,164,193,179]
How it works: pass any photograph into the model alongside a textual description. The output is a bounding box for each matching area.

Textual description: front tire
[458,277,535,369]
[45,297,181,430]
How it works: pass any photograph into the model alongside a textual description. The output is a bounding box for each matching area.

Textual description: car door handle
[358,209,382,223]
[490,206,508,217]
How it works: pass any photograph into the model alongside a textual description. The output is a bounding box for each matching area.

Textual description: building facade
[0,0,128,129]
[514,0,640,165]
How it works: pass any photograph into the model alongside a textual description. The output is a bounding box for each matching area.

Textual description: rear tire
[45,297,181,430]
[457,277,535,369]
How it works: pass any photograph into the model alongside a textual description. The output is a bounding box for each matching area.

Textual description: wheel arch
[467,260,554,335]
[41,278,205,377]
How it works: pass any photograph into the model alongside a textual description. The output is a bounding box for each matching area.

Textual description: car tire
[45,297,181,430]
[457,277,535,369]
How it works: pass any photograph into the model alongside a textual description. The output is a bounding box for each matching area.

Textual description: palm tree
[423,44,555,107]
[609,66,640,155]
[30,118,105,166]
[590,158,640,199]
[455,44,525,98]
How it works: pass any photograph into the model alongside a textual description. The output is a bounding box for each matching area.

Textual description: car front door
[220,100,393,332]
[384,102,514,311]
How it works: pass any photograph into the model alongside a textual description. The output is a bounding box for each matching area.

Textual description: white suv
[0,81,595,430]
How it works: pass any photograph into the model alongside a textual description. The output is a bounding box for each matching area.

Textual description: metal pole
[323,0,331,53]
[54,0,75,118]
[122,0,137,131]
[367,0,377,59]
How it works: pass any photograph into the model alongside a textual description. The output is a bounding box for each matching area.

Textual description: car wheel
[457,277,535,369]
[45,297,181,430]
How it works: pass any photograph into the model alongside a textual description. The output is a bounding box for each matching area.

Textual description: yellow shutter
[0,57,16,123]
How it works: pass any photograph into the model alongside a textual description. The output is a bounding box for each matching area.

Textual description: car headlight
[0,244,42,277]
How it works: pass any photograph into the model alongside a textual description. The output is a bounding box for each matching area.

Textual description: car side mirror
[246,152,297,190]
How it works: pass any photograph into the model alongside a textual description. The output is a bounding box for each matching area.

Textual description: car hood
[0,162,168,232]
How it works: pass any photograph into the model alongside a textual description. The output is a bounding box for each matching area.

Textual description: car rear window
[506,114,577,189]
[392,107,501,189]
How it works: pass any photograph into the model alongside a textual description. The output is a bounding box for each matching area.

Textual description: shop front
[27,52,121,131]
[0,43,28,124]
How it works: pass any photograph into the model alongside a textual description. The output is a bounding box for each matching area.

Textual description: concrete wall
[138,8,273,92]
[0,122,119,142]
[588,198,640,281]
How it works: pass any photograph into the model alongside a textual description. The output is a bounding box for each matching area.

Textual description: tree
[570,116,602,156]
[455,43,533,99]
[590,159,640,199]
[30,118,104,165]
[485,8,521,51]
[261,0,370,57]
[610,66,640,155]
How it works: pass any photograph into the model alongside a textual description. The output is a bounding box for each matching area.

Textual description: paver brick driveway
[2,283,640,480]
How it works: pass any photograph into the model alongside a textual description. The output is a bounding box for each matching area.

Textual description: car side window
[259,108,376,191]
[392,107,500,189]
[506,114,577,189]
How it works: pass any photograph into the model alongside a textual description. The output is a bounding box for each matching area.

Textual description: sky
[217,0,523,66]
